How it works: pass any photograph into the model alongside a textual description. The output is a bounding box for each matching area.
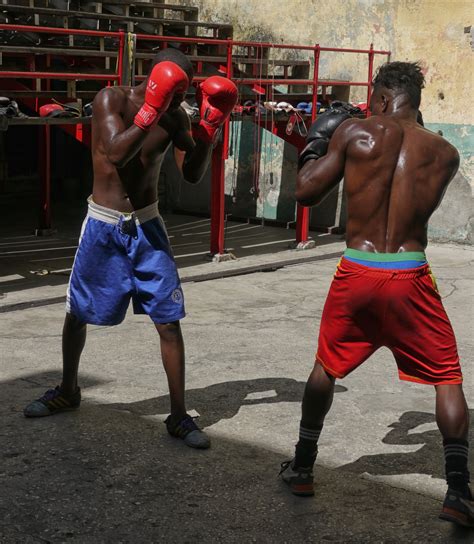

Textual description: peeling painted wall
[174,0,474,243]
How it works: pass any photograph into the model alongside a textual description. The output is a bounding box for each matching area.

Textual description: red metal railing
[0,24,391,249]
[103,32,390,251]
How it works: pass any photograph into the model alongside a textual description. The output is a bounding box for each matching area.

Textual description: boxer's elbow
[295,172,318,207]
[182,163,205,184]
[106,149,129,169]
[183,174,202,184]
[105,139,134,169]
[295,192,318,207]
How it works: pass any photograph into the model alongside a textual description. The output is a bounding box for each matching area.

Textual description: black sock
[294,422,322,468]
[444,438,470,495]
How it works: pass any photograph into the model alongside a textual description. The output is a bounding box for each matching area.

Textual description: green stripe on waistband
[344,248,426,262]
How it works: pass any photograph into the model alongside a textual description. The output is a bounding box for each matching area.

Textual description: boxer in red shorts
[280,62,472,527]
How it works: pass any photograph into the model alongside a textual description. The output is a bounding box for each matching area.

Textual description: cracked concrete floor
[0,242,473,543]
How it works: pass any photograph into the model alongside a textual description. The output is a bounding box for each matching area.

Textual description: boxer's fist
[134,61,189,131]
[194,76,238,144]
[298,110,351,170]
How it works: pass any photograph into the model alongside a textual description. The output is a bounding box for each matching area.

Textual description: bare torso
[296,113,460,253]
[91,85,193,212]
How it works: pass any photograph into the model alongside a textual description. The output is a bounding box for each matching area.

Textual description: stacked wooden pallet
[0,0,321,104]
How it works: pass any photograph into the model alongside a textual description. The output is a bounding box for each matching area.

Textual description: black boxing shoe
[439,487,474,527]
[165,414,210,449]
[279,459,314,497]
[24,386,81,417]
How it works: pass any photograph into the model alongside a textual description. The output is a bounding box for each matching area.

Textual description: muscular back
[297,115,460,253]
[343,117,459,252]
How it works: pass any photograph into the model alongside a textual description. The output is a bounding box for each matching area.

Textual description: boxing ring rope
[0,24,390,251]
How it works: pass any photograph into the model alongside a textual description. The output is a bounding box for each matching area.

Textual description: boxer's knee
[64,312,86,331]
[155,320,181,341]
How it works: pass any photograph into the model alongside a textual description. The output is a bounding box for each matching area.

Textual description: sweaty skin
[91,83,211,212]
[295,90,460,253]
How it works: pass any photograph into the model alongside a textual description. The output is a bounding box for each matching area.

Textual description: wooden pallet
[1,4,233,38]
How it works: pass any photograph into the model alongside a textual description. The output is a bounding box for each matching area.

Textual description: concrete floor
[1,234,473,542]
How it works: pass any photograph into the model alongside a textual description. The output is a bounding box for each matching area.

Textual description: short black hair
[150,48,194,82]
[373,61,425,109]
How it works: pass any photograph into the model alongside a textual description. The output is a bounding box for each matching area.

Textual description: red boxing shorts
[316,256,462,385]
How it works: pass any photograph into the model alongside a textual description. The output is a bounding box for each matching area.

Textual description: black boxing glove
[298,110,351,170]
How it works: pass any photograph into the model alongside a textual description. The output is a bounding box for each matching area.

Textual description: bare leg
[155,321,186,421]
[301,362,336,427]
[281,363,337,493]
[61,313,87,394]
[435,384,469,439]
[292,362,336,468]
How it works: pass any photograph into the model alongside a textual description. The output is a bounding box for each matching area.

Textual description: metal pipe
[117,29,125,85]
[214,79,373,86]
[136,76,377,86]
[0,23,118,38]
[366,43,375,118]
[0,71,119,81]
[295,43,322,245]
[210,141,226,255]
[311,44,320,123]
[135,32,390,55]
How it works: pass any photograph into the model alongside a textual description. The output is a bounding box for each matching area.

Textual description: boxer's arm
[93,87,149,168]
[172,108,212,184]
[295,122,354,207]
[173,76,237,184]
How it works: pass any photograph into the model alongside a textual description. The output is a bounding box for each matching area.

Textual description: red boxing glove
[194,76,238,144]
[134,61,189,131]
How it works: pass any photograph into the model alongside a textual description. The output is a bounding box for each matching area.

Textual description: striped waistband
[340,258,431,278]
[344,248,427,269]
[87,196,160,226]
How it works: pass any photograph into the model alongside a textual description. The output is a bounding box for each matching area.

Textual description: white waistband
[87,197,160,225]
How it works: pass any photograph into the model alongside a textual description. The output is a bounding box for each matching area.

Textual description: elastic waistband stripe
[344,257,427,269]
[344,248,426,262]
[340,258,430,278]
[87,197,160,225]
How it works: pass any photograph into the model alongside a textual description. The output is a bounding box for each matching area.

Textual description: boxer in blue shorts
[67,199,186,327]
[24,48,238,450]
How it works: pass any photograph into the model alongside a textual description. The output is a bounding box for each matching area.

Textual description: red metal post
[223,38,233,160]
[38,125,52,232]
[295,203,310,244]
[117,29,125,85]
[311,44,320,123]
[295,44,320,245]
[366,43,375,118]
[209,38,233,256]
[210,140,226,255]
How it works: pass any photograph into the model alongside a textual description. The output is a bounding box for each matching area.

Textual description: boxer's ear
[380,93,389,113]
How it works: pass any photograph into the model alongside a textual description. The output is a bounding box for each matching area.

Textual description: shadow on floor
[107,377,348,428]
[2,372,472,543]
[342,410,474,481]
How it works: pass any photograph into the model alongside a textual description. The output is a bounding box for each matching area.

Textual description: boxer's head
[149,48,194,109]
[370,61,425,115]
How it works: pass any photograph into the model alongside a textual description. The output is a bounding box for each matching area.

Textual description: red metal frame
[0,24,390,249]
[366,43,375,118]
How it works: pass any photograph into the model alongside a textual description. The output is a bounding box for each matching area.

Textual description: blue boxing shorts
[66,197,185,326]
